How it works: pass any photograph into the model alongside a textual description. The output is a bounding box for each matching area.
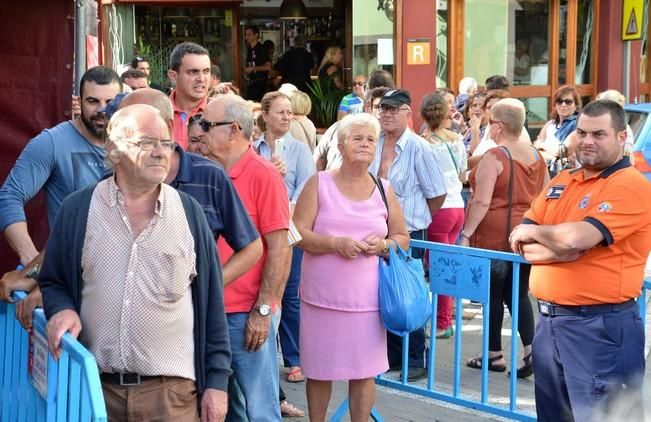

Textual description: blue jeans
[533,302,644,421]
[279,247,302,367]
[226,312,281,421]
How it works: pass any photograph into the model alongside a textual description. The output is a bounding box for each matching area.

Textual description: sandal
[509,352,533,379]
[467,355,507,372]
[280,400,305,417]
[287,367,305,383]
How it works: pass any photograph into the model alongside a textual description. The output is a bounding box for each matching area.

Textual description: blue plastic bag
[378,246,432,336]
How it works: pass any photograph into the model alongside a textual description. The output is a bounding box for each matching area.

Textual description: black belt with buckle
[100,372,161,386]
[537,299,636,317]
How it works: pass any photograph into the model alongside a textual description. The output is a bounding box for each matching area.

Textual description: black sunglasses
[555,98,575,106]
[199,119,241,132]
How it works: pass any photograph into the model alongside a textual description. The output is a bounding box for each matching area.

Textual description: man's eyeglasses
[127,137,175,151]
[188,114,203,126]
[555,98,575,106]
[378,105,410,115]
[353,81,367,87]
[199,119,241,133]
[489,118,502,126]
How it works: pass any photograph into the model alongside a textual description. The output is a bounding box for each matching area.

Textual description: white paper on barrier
[29,329,49,399]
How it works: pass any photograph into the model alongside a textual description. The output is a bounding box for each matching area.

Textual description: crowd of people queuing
[0,31,650,422]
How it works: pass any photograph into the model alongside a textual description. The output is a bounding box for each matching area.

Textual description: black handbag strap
[499,146,514,250]
[369,172,389,220]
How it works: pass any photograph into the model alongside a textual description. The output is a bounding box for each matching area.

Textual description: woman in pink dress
[293,113,409,421]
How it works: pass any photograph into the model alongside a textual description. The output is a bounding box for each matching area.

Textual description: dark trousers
[489,263,535,351]
[279,247,302,367]
[533,303,644,422]
[387,229,428,369]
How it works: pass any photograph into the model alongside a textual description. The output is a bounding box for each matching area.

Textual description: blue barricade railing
[0,291,107,421]
[331,240,651,421]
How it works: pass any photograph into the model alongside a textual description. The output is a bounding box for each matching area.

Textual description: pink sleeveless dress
[299,171,389,381]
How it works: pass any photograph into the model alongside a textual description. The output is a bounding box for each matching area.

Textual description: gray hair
[337,113,381,145]
[491,98,525,136]
[458,77,478,95]
[219,94,254,140]
[105,104,168,166]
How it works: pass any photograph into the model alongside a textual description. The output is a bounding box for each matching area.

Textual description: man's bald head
[204,94,254,140]
[120,88,174,128]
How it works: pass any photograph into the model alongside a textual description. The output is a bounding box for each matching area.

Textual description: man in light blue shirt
[370,88,447,382]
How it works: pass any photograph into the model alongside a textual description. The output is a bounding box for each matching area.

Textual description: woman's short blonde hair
[291,91,312,116]
[337,113,381,145]
[596,89,626,107]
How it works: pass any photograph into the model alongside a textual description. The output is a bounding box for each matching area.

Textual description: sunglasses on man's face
[555,98,575,106]
[199,119,242,133]
[353,81,367,87]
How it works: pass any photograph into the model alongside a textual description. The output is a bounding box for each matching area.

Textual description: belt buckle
[119,373,141,386]
[539,301,552,316]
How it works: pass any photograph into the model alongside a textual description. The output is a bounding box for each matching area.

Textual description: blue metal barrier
[0,291,107,421]
[330,240,651,421]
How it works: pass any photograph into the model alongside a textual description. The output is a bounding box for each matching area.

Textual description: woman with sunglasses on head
[253,91,316,385]
[534,86,581,175]
[186,113,204,154]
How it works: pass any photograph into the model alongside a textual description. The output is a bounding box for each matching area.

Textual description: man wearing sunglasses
[200,94,290,421]
[337,75,367,120]
[370,88,447,382]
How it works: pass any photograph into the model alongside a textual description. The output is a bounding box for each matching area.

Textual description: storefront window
[464,0,549,87]
[641,0,649,86]
[352,0,394,80]
[559,1,568,84]
[130,6,234,90]
[526,97,550,124]
[575,0,594,84]
[436,1,449,87]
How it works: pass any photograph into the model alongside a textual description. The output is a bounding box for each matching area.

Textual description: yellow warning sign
[622,0,643,41]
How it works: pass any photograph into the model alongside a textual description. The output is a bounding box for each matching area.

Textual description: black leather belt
[537,299,636,317]
[100,372,161,386]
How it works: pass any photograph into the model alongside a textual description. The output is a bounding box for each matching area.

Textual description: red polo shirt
[170,90,207,150]
[218,146,290,313]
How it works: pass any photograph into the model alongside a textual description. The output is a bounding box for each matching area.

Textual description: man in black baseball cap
[378,89,411,107]
[372,87,447,382]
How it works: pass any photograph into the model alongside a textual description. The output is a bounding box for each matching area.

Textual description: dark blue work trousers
[387,229,428,369]
[533,302,644,421]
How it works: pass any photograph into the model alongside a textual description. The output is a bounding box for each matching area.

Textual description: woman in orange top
[460,98,549,378]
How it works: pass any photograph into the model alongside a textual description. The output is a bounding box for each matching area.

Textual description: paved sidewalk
[278,295,651,421]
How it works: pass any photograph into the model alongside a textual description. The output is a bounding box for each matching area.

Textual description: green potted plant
[306,78,344,128]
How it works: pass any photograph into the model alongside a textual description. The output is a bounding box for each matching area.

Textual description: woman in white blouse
[419,92,468,339]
